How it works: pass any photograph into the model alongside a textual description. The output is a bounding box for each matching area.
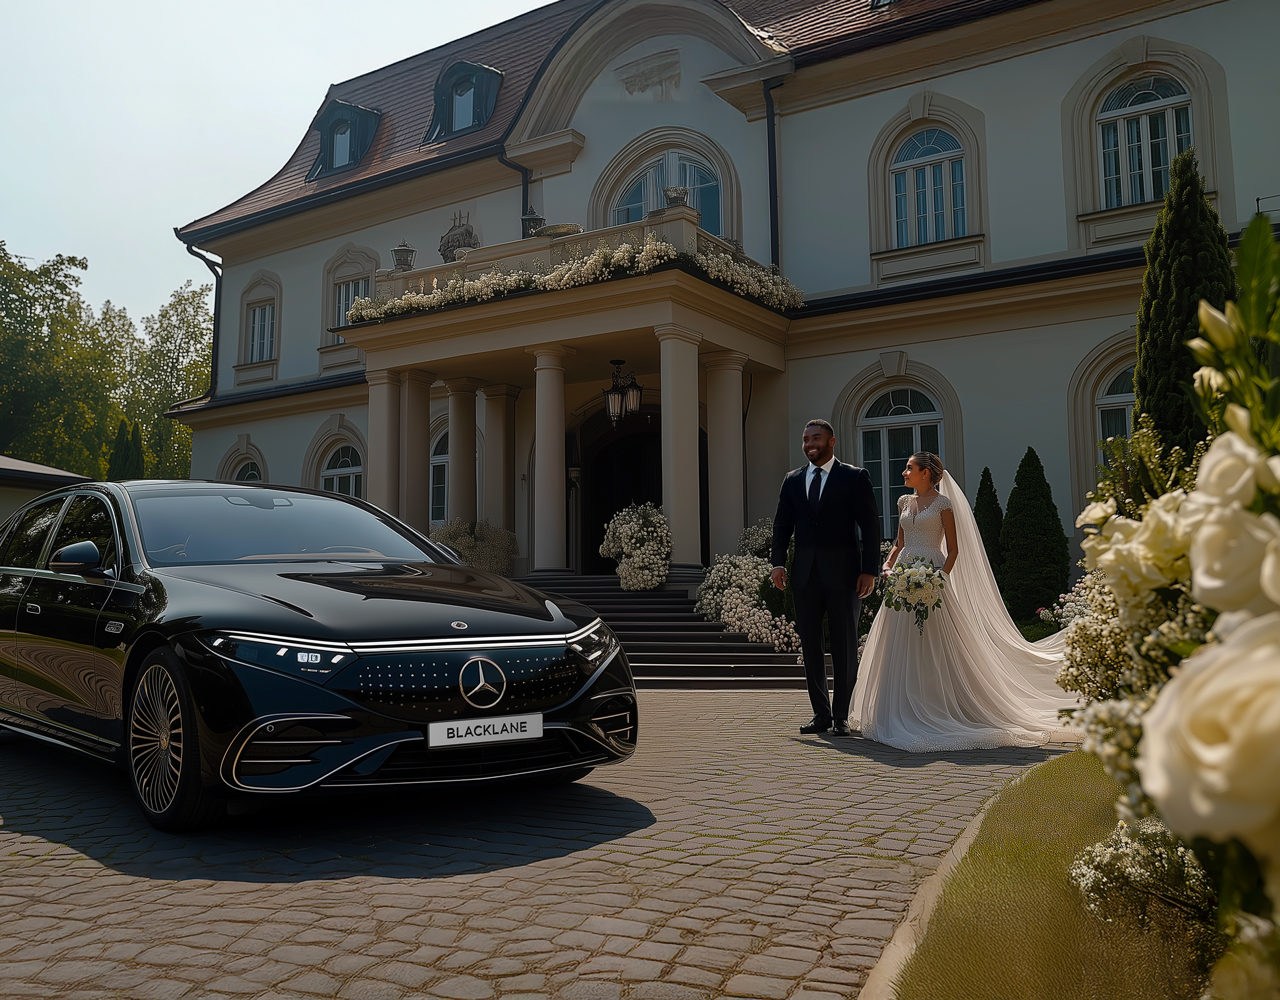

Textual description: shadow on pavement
[787,733,1055,768]
[0,732,656,884]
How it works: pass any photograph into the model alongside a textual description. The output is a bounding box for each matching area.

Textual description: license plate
[428,713,543,747]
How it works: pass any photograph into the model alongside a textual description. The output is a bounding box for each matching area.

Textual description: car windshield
[131,489,441,566]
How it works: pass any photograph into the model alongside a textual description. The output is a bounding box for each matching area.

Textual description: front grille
[236,722,350,779]
[322,730,608,784]
[328,646,585,722]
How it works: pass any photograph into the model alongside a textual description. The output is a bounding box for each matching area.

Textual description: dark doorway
[578,406,709,575]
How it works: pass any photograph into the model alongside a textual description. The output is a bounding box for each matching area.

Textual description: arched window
[610,151,721,236]
[858,387,943,535]
[891,128,966,248]
[1097,365,1135,442]
[430,433,448,524]
[1097,75,1192,209]
[322,445,363,498]
[331,121,352,169]
[233,461,262,482]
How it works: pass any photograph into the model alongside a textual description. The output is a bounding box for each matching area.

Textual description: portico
[338,218,787,579]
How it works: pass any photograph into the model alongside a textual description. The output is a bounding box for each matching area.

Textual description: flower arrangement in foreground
[1062,215,1280,996]
[346,234,805,323]
[695,549,799,652]
[428,517,519,576]
[599,502,671,591]
[883,556,946,634]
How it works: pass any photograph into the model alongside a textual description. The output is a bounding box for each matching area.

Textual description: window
[426,62,502,142]
[234,461,262,482]
[4,497,68,569]
[332,122,352,169]
[248,304,275,364]
[1097,76,1192,209]
[333,276,369,344]
[1097,365,1135,442]
[322,446,363,498]
[891,129,966,248]
[609,151,722,236]
[430,432,448,524]
[858,388,943,537]
[49,495,117,572]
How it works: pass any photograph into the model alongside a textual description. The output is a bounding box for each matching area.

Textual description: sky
[0,0,554,326]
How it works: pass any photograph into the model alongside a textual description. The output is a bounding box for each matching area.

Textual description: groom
[771,419,881,735]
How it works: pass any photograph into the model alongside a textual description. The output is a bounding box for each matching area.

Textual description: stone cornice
[169,378,370,431]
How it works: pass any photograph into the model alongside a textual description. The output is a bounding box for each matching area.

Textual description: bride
[849,451,1076,752]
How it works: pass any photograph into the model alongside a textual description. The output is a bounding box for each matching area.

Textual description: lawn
[891,750,1209,1000]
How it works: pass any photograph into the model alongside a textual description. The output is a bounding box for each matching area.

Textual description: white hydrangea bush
[694,524,800,652]
[347,234,804,323]
[428,518,519,576]
[598,501,671,591]
[737,517,774,559]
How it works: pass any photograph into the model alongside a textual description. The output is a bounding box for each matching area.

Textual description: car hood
[147,562,590,641]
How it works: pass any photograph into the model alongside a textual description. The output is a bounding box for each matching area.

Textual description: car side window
[4,498,70,569]
[48,495,118,571]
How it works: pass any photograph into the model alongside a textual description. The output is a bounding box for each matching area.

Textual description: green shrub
[999,446,1069,621]
[428,518,518,576]
[974,466,1004,579]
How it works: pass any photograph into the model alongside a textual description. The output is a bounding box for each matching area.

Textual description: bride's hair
[912,451,944,485]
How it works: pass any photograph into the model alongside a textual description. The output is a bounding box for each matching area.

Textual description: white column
[530,345,571,571]
[655,325,703,570]
[483,384,519,531]
[366,370,401,515]
[445,377,484,524]
[400,369,437,532]
[704,351,747,559]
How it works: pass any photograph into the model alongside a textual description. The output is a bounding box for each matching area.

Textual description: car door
[12,493,119,742]
[0,496,70,723]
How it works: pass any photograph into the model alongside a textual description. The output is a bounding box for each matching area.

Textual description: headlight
[200,631,358,677]
[568,621,620,677]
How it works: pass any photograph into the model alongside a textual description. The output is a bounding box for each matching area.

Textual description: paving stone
[0,692,1061,1000]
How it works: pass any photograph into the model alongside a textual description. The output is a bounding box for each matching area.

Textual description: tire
[127,647,223,831]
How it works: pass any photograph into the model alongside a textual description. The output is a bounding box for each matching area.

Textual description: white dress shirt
[806,455,836,500]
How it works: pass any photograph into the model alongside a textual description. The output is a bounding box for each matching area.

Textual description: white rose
[1125,490,1195,582]
[1197,432,1262,506]
[1192,365,1229,398]
[1137,611,1280,869]
[1189,504,1280,615]
[1075,497,1117,529]
[1080,515,1140,572]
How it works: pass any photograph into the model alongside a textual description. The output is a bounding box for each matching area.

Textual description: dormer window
[332,121,352,169]
[307,99,381,181]
[426,61,502,143]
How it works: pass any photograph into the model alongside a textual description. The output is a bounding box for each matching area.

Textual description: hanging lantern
[602,360,644,428]
[391,239,417,271]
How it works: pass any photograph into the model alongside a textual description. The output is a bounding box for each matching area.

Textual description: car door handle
[25,603,40,615]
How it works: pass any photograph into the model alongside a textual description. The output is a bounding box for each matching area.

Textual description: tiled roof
[178,0,1053,243]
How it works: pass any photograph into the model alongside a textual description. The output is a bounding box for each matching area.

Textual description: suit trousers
[793,574,861,724]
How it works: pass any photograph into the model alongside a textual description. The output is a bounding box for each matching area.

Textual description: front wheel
[127,648,223,831]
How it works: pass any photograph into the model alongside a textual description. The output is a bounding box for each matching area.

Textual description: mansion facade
[174,0,1276,578]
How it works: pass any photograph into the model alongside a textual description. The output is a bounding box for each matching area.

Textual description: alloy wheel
[129,663,184,815]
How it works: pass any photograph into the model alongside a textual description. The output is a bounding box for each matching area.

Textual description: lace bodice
[897,491,952,565]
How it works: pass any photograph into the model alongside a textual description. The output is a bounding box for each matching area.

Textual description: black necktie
[809,467,823,514]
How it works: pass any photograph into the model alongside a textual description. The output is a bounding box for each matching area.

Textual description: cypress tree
[998,447,1069,621]
[127,422,145,479]
[973,466,1004,577]
[1133,148,1234,455]
[106,419,130,481]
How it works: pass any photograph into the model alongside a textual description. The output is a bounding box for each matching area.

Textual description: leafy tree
[974,466,1004,577]
[999,447,1070,620]
[1134,148,1234,455]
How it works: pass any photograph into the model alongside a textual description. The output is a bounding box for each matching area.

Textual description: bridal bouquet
[884,557,946,634]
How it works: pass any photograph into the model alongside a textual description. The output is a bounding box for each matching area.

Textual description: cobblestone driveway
[0,691,1064,1000]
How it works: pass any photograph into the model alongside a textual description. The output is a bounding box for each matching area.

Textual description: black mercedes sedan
[0,481,637,829]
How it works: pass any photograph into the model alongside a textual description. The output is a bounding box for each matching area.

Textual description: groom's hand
[856,573,876,599]
[770,567,786,591]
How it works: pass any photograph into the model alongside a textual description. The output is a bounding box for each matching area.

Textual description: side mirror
[49,540,106,576]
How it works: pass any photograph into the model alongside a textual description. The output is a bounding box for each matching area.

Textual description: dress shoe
[800,717,831,735]
[832,720,853,736]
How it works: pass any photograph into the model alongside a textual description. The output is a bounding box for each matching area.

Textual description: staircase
[516,573,806,689]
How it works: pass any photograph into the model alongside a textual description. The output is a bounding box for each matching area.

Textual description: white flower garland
[346,235,804,323]
[695,547,800,653]
[598,501,672,591]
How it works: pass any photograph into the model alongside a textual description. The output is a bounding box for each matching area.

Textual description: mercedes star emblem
[459,657,506,709]
[450,620,468,630]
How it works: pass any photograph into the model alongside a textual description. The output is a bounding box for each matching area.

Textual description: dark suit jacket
[771,460,882,592]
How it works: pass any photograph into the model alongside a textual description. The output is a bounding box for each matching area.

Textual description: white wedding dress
[850,472,1077,752]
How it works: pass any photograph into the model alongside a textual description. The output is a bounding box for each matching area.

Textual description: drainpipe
[178,233,223,400]
[498,152,541,238]
[763,77,784,271]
